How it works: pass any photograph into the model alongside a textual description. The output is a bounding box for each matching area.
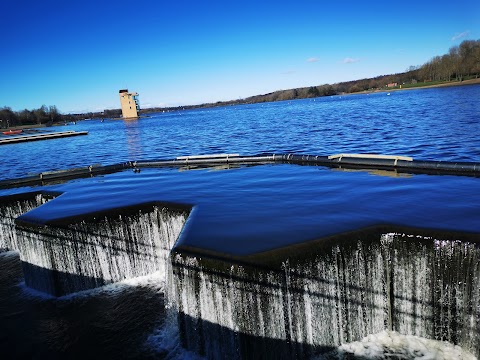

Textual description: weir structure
[1,153,479,359]
[1,152,479,189]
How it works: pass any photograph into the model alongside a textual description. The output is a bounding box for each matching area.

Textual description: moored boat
[2,129,23,135]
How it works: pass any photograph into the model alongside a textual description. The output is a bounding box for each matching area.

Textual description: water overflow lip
[172,224,480,271]
[2,153,480,190]
[0,190,62,204]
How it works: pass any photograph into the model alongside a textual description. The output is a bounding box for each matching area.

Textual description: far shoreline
[2,78,479,132]
[364,77,480,95]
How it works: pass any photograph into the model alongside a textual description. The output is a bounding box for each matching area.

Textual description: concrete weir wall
[172,234,480,359]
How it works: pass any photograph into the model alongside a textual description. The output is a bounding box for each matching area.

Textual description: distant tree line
[417,40,480,82]
[0,105,116,129]
[2,39,479,127]
[233,39,479,100]
[143,39,479,111]
[0,105,65,129]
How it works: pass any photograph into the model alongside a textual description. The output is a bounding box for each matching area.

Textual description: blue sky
[1,0,479,113]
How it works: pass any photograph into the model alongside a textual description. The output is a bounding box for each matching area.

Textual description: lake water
[1,85,479,180]
[1,85,480,359]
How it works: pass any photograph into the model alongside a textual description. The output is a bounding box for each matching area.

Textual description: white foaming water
[13,265,200,359]
[317,331,477,360]
[173,254,290,358]
[1,200,198,358]
[18,270,166,300]
[392,234,480,354]
[0,193,49,251]
[16,206,188,296]
[146,307,206,360]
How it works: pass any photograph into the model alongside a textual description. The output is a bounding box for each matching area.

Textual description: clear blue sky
[1,0,479,113]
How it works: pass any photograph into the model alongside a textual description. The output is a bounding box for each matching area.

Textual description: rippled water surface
[1,85,479,180]
[1,85,480,360]
[1,84,479,272]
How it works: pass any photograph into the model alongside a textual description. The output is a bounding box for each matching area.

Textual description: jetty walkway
[0,130,88,145]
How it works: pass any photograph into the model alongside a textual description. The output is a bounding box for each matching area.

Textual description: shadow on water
[0,252,375,360]
[0,198,189,358]
[178,312,342,360]
[0,253,167,360]
[20,262,109,299]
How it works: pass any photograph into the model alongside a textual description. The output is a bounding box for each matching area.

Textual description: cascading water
[0,192,56,252]
[286,237,389,351]
[171,255,290,359]
[2,192,478,358]
[1,195,197,358]
[171,233,480,359]
[391,234,480,354]
[15,204,189,296]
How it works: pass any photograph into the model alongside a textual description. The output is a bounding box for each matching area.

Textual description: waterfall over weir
[0,192,58,252]
[1,190,479,358]
[12,200,190,296]
[172,233,480,359]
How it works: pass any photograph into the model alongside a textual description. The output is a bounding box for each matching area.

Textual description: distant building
[387,83,398,88]
[118,89,140,119]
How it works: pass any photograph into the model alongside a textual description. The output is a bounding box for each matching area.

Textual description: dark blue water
[1,85,480,359]
[1,85,479,181]
[2,84,480,254]
[15,164,480,256]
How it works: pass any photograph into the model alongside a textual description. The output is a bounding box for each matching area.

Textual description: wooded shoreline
[2,78,479,132]
[2,39,479,129]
